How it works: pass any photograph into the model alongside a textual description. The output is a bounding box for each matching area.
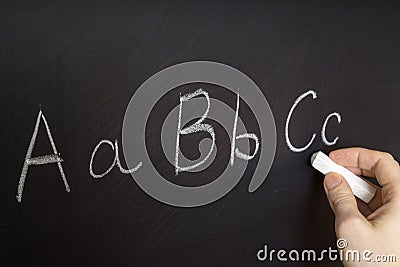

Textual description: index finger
[329,147,400,189]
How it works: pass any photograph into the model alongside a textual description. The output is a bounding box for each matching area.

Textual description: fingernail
[325,173,342,190]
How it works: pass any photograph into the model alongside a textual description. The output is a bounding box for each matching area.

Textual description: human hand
[324,147,400,266]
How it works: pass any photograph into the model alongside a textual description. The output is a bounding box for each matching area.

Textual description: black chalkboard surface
[1,1,400,266]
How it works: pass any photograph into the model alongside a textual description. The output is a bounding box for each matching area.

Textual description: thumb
[324,172,364,223]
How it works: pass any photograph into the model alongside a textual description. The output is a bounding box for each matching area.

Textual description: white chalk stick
[311,151,377,203]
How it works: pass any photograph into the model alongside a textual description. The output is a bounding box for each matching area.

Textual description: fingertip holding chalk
[311,151,377,203]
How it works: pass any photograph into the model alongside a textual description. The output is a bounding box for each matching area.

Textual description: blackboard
[2,1,400,266]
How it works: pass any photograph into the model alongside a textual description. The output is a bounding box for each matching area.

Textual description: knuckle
[331,191,353,207]
[376,151,399,169]
[382,152,394,161]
